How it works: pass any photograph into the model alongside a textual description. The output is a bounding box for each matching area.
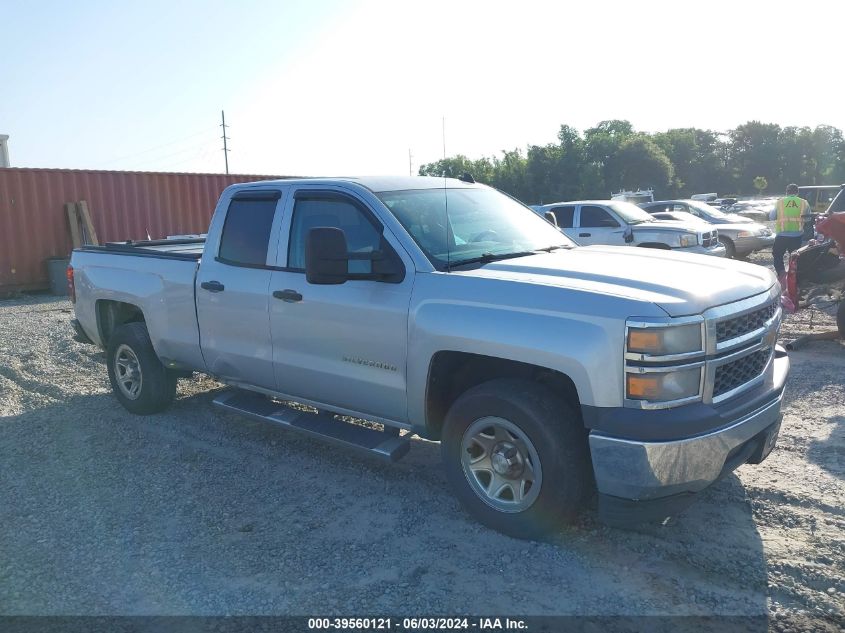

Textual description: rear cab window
[218,192,281,267]
[550,205,575,228]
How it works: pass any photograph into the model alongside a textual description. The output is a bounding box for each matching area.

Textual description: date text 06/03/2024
[307,617,528,630]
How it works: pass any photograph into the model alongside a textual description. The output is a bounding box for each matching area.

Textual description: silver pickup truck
[69,176,789,538]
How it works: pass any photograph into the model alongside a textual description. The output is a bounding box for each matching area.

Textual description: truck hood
[632,220,701,233]
[458,246,776,317]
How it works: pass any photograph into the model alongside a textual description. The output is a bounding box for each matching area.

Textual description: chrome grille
[713,348,770,397]
[701,231,718,248]
[716,302,777,343]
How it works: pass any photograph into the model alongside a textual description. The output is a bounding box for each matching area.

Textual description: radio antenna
[443,116,450,272]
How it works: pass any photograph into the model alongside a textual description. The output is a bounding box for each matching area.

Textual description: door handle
[201,280,225,292]
[273,289,303,303]
[578,232,591,237]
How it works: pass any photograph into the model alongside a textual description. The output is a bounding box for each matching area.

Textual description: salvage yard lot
[0,294,843,629]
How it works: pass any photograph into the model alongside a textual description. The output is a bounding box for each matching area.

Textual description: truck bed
[85,237,206,260]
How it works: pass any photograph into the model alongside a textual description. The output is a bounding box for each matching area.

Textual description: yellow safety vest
[776,196,806,233]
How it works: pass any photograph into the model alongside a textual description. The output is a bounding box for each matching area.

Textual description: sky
[2,0,843,176]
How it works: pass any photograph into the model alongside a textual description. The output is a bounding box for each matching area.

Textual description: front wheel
[441,379,591,539]
[107,322,177,415]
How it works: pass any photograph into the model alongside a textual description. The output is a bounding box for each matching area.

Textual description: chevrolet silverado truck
[533,199,727,257]
[69,176,789,538]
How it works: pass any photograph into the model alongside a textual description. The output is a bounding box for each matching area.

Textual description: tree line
[418,120,845,204]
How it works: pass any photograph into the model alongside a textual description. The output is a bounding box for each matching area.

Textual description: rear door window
[550,205,575,228]
[218,194,280,267]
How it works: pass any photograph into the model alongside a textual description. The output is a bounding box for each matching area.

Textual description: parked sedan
[725,200,773,222]
[641,199,774,258]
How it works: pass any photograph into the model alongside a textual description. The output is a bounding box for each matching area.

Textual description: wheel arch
[424,351,582,440]
[96,299,146,346]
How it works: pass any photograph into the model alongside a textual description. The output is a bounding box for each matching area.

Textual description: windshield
[378,187,574,269]
[606,201,655,224]
[685,199,731,220]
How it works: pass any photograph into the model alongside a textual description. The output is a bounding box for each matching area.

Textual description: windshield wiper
[534,244,571,252]
[447,251,536,270]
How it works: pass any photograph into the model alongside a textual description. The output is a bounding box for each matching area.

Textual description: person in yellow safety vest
[769,183,811,279]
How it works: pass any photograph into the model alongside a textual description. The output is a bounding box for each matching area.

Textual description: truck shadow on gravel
[0,388,774,624]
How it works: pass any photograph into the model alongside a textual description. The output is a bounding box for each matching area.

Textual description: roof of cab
[233,176,479,194]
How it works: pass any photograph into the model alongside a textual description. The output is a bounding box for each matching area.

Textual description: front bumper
[589,348,789,525]
[678,243,727,257]
[734,234,775,254]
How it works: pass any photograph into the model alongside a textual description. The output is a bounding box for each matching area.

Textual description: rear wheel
[441,378,591,540]
[107,322,177,415]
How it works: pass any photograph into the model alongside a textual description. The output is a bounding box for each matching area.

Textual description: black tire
[721,237,736,259]
[837,302,845,339]
[441,378,591,540]
[107,322,177,415]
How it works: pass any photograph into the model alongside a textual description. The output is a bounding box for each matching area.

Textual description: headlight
[679,234,698,247]
[626,366,702,402]
[759,227,772,236]
[627,323,702,356]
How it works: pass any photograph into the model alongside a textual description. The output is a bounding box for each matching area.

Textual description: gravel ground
[0,278,843,630]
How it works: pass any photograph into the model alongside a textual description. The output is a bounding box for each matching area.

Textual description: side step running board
[212,390,411,462]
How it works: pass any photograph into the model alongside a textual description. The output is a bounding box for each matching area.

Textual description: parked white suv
[534,200,726,256]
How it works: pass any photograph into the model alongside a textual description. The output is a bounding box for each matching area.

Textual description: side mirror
[306,227,349,284]
[623,226,634,243]
[544,211,558,227]
[305,227,406,285]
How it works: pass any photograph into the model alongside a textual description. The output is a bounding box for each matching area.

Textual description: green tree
[729,121,782,193]
[583,120,635,195]
[418,155,494,182]
[606,135,674,192]
[418,120,845,206]
[652,128,726,196]
[753,176,768,195]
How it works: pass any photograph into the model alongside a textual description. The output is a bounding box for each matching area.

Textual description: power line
[133,139,218,169]
[101,127,217,166]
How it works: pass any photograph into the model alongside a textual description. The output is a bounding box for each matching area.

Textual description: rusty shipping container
[0,167,286,295]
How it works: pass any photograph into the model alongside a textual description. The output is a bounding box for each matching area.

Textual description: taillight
[67,265,76,303]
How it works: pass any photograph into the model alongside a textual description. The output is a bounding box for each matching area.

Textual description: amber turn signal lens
[627,330,661,352]
[626,374,661,399]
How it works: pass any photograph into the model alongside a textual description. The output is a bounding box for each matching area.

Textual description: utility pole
[408,148,413,176]
[220,110,230,174]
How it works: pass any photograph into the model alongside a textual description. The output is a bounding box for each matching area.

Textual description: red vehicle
[784,184,845,336]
